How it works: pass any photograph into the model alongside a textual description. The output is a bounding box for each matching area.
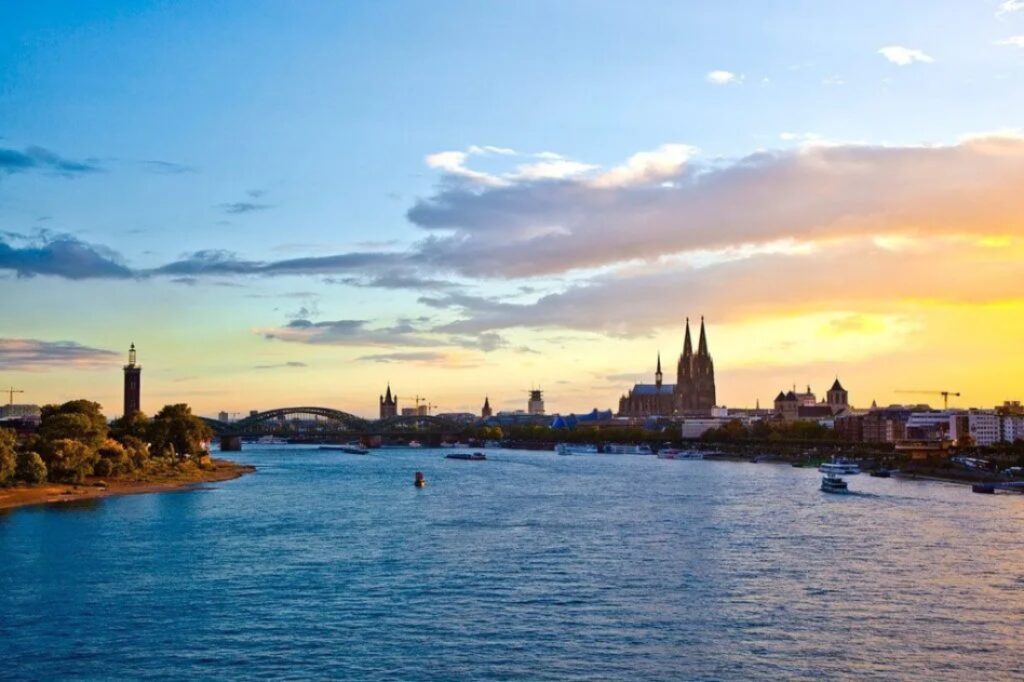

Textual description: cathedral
[617,317,717,417]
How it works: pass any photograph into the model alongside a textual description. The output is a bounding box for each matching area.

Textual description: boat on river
[446,452,487,461]
[556,443,599,455]
[321,442,369,455]
[604,444,654,455]
[821,471,850,494]
[819,458,861,475]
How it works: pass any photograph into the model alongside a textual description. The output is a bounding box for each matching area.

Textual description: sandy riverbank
[0,459,255,512]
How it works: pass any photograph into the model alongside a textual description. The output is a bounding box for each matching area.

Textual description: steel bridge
[204,407,464,438]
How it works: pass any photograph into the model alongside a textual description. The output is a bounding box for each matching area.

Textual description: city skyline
[3,1,1024,416]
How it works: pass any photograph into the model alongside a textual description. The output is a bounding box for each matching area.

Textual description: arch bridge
[205,407,465,438]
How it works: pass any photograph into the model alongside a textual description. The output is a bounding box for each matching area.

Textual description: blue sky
[3,1,1024,416]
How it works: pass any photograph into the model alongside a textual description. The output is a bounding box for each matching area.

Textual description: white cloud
[995,35,1024,47]
[468,145,517,156]
[878,46,934,65]
[821,75,845,86]
[424,150,507,186]
[590,144,695,188]
[511,159,598,181]
[409,134,1024,278]
[706,70,742,85]
[535,151,566,160]
[997,0,1024,16]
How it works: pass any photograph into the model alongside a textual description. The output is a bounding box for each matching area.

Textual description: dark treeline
[0,400,214,487]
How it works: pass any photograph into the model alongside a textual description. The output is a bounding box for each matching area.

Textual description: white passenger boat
[659,449,704,460]
[819,459,861,475]
[556,443,599,455]
[604,444,655,455]
[256,435,288,444]
[821,471,850,494]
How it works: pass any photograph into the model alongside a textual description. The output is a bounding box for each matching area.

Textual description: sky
[2,0,1024,418]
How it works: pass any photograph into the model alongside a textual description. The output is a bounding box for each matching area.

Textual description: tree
[37,400,108,449]
[121,435,151,470]
[0,428,16,485]
[147,404,213,458]
[109,411,149,441]
[94,439,132,477]
[15,452,47,484]
[43,438,99,484]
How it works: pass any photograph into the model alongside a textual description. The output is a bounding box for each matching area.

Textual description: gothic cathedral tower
[676,318,695,410]
[691,317,717,410]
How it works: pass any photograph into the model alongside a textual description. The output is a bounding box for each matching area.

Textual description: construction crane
[896,390,961,409]
[5,387,24,406]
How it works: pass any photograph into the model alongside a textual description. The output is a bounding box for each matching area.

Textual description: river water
[2,446,1023,680]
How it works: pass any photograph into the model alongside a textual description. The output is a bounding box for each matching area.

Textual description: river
[2,446,1023,680]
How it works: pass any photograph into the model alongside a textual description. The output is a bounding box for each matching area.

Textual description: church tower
[676,318,695,411]
[123,342,141,417]
[379,384,398,419]
[481,396,493,418]
[655,352,663,388]
[690,317,717,411]
[827,378,848,413]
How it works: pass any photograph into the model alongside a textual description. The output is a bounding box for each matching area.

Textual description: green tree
[15,452,47,484]
[43,438,99,484]
[109,411,149,441]
[0,428,16,485]
[38,400,108,449]
[94,438,133,477]
[147,404,213,458]
[121,435,151,470]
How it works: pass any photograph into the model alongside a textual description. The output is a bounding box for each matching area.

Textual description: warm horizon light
[2,1,1024,418]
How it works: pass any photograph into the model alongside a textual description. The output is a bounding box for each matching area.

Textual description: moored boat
[556,443,599,455]
[604,444,655,455]
[321,442,369,454]
[446,452,486,461]
[819,458,861,475]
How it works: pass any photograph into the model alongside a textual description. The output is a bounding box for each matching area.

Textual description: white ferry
[556,443,599,456]
[821,470,850,494]
[660,449,704,460]
[819,459,861,475]
[604,444,654,455]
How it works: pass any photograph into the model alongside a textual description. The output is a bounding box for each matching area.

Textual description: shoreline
[0,458,255,512]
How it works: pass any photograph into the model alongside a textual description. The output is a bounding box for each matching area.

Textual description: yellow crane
[5,387,24,406]
[896,390,961,409]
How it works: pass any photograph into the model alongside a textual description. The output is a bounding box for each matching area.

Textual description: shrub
[15,452,47,484]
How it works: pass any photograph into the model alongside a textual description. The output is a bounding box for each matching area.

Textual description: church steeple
[682,318,693,357]
[698,316,708,356]
[655,352,663,387]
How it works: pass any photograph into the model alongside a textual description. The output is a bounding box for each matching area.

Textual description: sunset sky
[3,1,1024,418]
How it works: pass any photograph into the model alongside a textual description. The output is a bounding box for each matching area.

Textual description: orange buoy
[414,471,426,488]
